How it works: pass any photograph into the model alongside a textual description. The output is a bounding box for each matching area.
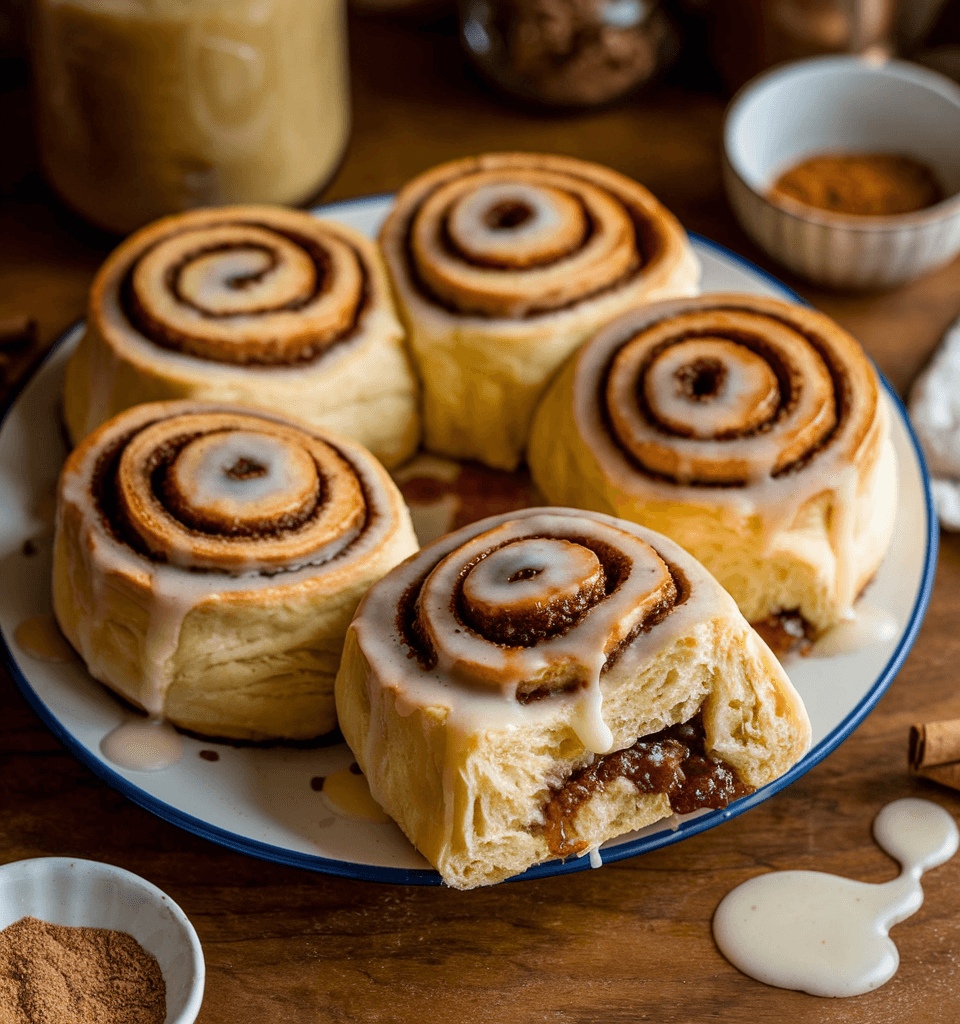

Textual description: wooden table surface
[3,15,960,1024]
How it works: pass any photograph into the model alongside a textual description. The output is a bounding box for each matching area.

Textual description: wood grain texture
[3,15,960,1023]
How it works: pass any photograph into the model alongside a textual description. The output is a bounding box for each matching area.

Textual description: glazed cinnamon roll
[379,152,699,470]
[527,294,898,648]
[335,507,810,888]
[63,206,419,468]
[53,401,418,740]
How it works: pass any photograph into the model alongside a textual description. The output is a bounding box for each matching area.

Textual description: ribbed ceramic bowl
[0,857,205,1024]
[723,55,960,289]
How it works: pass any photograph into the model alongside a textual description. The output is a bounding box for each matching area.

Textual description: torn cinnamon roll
[334,507,809,888]
[63,205,419,468]
[53,401,418,740]
[528,294,898,646]
[379,152,699,470]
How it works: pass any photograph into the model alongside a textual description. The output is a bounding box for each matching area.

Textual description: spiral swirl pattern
[604,307,842,485]
[392,510,684,752]
[106,410,368,571]
[125,216,366,365]
[385,152,696,321]
[410,169,640,318]
[54,400,418,740]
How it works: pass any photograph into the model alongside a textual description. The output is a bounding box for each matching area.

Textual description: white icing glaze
[569,296,896,622]
[100,717,184,772]
[321,766,392,824]
[349,507,809,869]
[57,401,409,719]
[447,182,570,262]
[811,603,898,658]
[172,430,314,518]
[643,337,780,439]
[14,615,75,663]
[713,798,959,997]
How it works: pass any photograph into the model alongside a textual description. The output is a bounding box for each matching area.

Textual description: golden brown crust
[528,293,895,634]
[65,205,419,468]
[335,507,810,888]
[54,400,419,740]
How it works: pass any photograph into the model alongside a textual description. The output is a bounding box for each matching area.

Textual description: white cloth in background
[909,316,960,531]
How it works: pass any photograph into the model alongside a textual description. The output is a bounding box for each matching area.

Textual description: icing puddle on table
[713,798,959,997]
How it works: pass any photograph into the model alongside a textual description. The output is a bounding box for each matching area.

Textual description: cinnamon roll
[63,206,419,468]
[379,152,699,471]
[335,507,810,888]
[53,401,418,740]
[527,294,898,647]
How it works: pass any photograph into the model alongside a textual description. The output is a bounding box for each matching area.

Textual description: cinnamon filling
[538,714,754,857]
[675,356,727,401]
[485,200,535,230]
[402,179,657,318]
[121,223,370,366]
[601,307,851,486]
[752,609,816,657]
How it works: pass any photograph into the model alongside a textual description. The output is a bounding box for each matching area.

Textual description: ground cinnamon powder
[770,153,943,216]
[0,916,166,1024]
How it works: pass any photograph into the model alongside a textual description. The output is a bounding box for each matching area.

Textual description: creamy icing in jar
[33,0,350,234]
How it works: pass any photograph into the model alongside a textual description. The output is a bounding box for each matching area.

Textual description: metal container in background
[32,0,351,235]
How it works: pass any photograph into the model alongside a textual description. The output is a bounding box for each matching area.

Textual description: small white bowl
[0,857,205,1024]
[723,55,960,289]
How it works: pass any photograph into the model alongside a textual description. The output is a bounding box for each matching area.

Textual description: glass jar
[32,0,351,235]
[459,0,679,108]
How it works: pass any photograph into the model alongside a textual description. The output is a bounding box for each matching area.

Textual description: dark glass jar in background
[459,0,680,107]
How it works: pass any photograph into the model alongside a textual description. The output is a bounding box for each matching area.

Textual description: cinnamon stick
[909,719,960,791]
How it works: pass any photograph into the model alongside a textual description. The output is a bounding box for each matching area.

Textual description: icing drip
[811,603,898,657]
[713,799,959,997]
[320,765,392,824]
[100,717,184,772]
[58,401,402,722]
[14,615,75,663]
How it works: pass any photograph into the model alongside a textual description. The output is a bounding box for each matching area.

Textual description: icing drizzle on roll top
[393,512,687,754]
[58,401,409,717]
[606,308,842,485]
[125,218,366,365]
[108,412,366,570]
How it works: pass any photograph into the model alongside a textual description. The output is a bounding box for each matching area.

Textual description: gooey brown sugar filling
[537,713,754,858]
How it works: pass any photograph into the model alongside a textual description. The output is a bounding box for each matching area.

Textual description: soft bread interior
[337,611,808,889]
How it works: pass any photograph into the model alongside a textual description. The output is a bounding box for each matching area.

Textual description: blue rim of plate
[0,211,939,886]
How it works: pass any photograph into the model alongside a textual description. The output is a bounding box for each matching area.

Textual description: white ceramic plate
[0,196,937,885]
